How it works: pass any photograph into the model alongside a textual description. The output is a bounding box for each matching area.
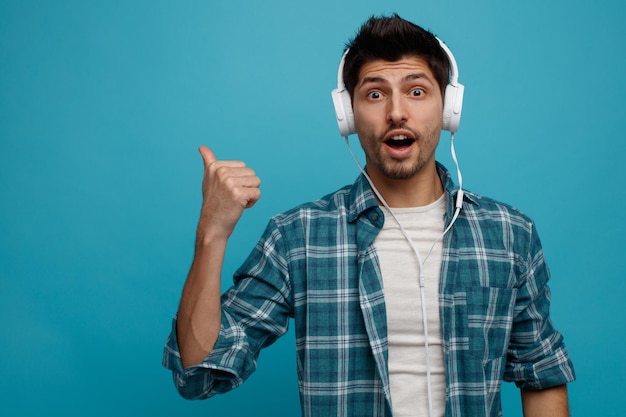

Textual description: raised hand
[196,146,261,241]
[177,146,262,367]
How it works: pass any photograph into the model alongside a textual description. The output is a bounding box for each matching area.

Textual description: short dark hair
[343,14,450,99]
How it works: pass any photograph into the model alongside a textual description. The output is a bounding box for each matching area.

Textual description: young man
[163,14,575,416]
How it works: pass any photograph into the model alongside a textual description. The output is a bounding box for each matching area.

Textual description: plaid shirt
[163,163,575,416]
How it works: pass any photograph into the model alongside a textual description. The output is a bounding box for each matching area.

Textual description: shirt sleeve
[503,221,576,390]
[162,218,293,399]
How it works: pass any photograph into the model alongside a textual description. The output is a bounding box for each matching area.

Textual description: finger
[229,174,261,189]
[219,174,261,198]
[243,189,262,209]
[198,146,217,167]
[213,165,258,183]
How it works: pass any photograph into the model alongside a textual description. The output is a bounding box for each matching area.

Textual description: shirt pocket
[463,286,517,361]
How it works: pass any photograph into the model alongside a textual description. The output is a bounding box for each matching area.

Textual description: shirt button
[371,213,379,221]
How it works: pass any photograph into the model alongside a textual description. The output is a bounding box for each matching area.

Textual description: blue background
[1,0,624,415]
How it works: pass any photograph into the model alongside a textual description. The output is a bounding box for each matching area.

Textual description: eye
[409,88,425,97]
[367,90,383,100]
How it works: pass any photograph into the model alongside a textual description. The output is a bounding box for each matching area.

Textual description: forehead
[357,56,437,87]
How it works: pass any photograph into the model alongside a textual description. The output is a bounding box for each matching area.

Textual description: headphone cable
[344,132,463,417]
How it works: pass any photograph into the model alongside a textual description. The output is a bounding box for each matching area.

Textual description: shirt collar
[346,173,380,223]
[346,162,478,223]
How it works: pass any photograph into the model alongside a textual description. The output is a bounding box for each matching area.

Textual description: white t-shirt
[375,193,447,417]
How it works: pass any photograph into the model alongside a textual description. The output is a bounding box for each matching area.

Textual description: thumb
[198,145,217,167]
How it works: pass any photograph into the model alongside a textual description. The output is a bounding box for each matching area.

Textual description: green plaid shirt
[163,163,575,416]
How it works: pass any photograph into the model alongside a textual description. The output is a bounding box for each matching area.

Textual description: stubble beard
[361,125,439,180]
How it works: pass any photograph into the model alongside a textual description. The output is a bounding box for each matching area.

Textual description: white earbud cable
[344,132,463,417]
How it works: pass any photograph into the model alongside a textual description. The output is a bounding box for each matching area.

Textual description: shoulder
[249,183,361,256]
[462,190,536,231]
[267,183,355,228]
[454,191,548,278]
[457,190,543,257]
[270,175,376,227]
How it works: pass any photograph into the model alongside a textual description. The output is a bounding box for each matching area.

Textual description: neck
[367,162,444,208]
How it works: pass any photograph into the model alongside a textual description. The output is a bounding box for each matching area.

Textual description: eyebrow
[359,72,434,88]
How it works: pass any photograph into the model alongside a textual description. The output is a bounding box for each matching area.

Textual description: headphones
[331,38,464,136]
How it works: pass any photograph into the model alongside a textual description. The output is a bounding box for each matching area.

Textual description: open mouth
[384,135,415,148]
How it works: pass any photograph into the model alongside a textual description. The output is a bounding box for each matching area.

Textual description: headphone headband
[331,37,464,136]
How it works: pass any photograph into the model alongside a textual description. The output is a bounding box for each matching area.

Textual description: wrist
[195,216,233,247]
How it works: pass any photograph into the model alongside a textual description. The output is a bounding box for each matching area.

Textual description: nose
[387,94,408,125]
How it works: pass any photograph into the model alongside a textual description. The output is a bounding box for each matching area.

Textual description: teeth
[390,135,408,140]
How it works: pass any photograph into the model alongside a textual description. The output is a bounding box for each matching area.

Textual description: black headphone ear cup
[331,87,356,136]
[442,83,464,132]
